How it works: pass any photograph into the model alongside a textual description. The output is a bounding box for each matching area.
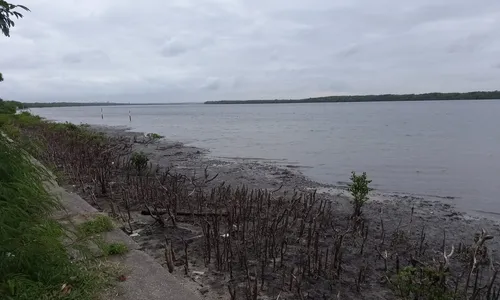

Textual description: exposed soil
[71,125,500,300]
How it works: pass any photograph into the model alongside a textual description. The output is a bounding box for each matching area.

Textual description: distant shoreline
[205,91,500,104]
[22,102,196,108]
[17,91,500,107]
[205,98,499,104]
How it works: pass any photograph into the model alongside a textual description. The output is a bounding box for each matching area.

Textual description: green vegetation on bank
[0,100,19,113]
[0,112,119,299]
[205,90,500,104]
[102,243,128,256]
[77,215,115,237]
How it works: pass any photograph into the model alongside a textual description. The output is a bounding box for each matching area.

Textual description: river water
[31,100,500,216]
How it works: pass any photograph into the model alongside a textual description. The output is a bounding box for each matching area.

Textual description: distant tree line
[21,102,193,108]
[205,91,500,104]
[22,102,130,108]
[2,101,130,110]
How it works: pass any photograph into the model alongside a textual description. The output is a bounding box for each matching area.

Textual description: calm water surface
[31,101,500,216]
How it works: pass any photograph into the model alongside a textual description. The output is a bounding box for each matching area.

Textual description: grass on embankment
[0,111,120,299]
[78,215,115,237]
[102,243,129,256]
[77,215,129,257]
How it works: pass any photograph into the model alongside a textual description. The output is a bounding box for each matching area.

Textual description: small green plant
[78,215,114,237]
[146,132,163,140]
[103,242,128,256]
[145,133,164,148]
[394,266,453,300]
[347,171,372,219]
[130,151,149,174]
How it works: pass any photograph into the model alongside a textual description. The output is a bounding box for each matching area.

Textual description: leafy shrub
[347,171,372,218]
[146,132,164,146]
[130,151,149,174]
[394,266,453,300]
[0,100,17,114]
[146,132,163,140]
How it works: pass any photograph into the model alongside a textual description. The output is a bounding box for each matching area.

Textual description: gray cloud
[62,50,110,64]
[201,77,221,90]
[1,0,500,102]
[161,43,188,57]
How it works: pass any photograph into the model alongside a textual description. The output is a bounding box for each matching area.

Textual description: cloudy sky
[1,0,500,103]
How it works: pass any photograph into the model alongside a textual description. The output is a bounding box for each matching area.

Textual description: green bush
[146,132,163,141]
[394,266,453,300]
[0,100,17,114]
[347,171,372,218]
[130,151,149,174]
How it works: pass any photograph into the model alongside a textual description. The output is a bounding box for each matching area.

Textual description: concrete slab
[52,185,99,216]
[108,250,202,300]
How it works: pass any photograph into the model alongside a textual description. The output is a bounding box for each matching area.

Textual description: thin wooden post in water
[129,110,131,122]
[101,108,104,119]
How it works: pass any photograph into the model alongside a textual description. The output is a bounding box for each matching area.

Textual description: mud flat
[74,125,500,300]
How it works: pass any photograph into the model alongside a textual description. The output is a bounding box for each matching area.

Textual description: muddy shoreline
[77,125,500,299]
[92,125,498,221]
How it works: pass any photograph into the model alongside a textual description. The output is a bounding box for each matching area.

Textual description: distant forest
[205,91,500,104]
[21,102,131,108]
[3,91,500,108]
[20,102,190,108]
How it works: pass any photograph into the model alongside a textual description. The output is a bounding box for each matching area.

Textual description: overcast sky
[1,0,500,103]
